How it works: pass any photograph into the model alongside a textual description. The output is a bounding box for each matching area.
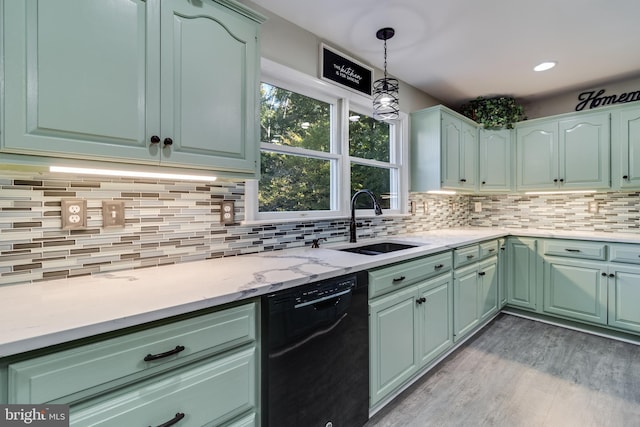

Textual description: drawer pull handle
[151,412,185,427]
[144,345,185,362]
[565,249,581,253]
[434,264,444,270]
[392,276,406,283]
[466,254,475,259]
[488,248,496,253]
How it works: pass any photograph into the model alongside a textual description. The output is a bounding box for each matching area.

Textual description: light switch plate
[220,201,235,224]
[102,201,125,228]
[61,199,87,230]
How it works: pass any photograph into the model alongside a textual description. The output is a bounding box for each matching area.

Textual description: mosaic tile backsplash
[0,170,468,285]
[3,169,640,286]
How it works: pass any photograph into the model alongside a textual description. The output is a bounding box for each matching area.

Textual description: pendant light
[373,27,399,121]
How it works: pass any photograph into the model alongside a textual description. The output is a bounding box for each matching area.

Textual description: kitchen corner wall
[0,170,470,286]
[470,192,640,232]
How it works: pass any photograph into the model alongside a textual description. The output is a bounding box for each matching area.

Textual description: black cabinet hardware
[553,178,558,183]
[478,271,486,276]
[601,272,608,277]
[144,345,185,362]
[151,412,185,427]
[150,135,160,144]
[392,276,405,283]
[416,297,426,305]
[434,264,444,270]
[565,248,581,253]
[163,137,173,146]
[466,254,475,259]
[623,175,629,180]
[609,273,615,278]
[460,178,467,183]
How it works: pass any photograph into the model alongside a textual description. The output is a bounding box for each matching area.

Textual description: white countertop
[2,227,640,357]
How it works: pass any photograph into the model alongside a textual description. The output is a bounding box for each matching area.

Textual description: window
[246,60,407,222]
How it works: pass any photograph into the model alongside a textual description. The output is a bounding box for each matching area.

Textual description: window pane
[348,112,390,162]
[259,151,331,212]
[351,164,392,210]
[260,83,331,152]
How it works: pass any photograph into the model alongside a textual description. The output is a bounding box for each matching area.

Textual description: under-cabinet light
[525,190,596,195]
[49,166,217,182]
[427,190,457,195]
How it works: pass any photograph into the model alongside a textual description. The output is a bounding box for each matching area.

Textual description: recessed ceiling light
[534,61,557,72]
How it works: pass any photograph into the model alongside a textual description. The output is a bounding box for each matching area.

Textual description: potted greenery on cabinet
[460,96,525,129]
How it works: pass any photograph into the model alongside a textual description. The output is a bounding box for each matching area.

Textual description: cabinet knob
[416,297,426,305]
[553,178,558,183]
[460,178,467,183]
[609,273,615,278]
[150,135,160,144]
[482,181,486,185]
[559,178,564,183]
[601,272,608,277]
[623,175,629,180]
[478,271,486,276]
[163,137,174,146]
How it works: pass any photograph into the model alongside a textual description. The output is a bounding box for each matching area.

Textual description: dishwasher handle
[294,288,352,309]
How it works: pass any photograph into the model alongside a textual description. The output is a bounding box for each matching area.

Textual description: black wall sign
[575,88,640,111]
[320,44,373,97]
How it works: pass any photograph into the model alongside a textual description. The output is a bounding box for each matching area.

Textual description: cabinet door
[369,286,418,406]
[2,0,157,163]
[506,237,538,310]
[417,275,453,366]
[479,129,512,192]
[441,114,477,190]
[160,0,259,174]
[453,265,480,341]
[608,265,640,333]
[516,121,558,190]
[543,258,607,325]
[615,107,640,189]
[478,257,499,321]
[559,113,610,189]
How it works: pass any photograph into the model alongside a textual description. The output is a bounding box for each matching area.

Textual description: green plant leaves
[460,96,526,129]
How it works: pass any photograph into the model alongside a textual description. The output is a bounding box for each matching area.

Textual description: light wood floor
[365,314,640,427]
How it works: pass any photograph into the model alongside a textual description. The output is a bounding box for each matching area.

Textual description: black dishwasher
[262,271,369,427]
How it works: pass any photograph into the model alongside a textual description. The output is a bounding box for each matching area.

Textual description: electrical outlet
[61,199,87,229]
[102,201,125,228]
[220,201,235,224]
[588,201,599,214]
[409,200,417,214]
[474,202,482,213]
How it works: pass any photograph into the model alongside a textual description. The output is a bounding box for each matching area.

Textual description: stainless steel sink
[339,242,418,255]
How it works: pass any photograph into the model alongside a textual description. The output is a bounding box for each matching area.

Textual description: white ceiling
[248,0,640,107]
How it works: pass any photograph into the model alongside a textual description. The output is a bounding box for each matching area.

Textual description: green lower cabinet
[453,256,498,342]
[417,275,454,366]
[369,273,453,407]
[506,237,538,310]
[453,265,480,341]
[607,264,640,333]
[543,258,607,325]
[71,348,256,427]
[498,239,508,308]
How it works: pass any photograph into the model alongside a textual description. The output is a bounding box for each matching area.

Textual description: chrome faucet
[350,189,383,243]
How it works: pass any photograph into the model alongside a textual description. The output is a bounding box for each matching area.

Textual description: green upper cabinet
[611,103,640,189]
[479,129,513,192]
[410,105,478,193]
[516,111,610,191]
[441,112,478,191]
[2,0,264,177]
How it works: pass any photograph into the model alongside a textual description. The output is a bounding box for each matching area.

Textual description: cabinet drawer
[9,303,256,404]
[454,244,480,268]
[542,240,606,260]
[479,240,499,259]
[70,347,256,427]
[369,252,451,299]
[610,244,640,265]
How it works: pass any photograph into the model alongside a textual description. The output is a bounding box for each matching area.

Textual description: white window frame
[244,58,408,223]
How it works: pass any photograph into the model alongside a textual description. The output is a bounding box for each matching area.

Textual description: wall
[238,0,442,114]
[470,192,640,233]
[523,73,640,119]
[0,169,470,286]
